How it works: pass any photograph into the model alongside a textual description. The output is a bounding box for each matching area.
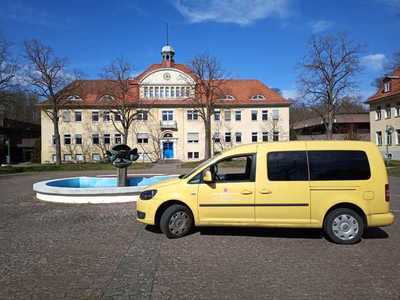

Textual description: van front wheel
[324,208,364,244]
[160,204,193,238]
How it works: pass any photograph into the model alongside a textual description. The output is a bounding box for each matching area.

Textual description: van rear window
[267,151,308,181]
[308,150,370,181]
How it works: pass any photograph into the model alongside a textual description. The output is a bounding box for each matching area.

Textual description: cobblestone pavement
[0,170,399,299]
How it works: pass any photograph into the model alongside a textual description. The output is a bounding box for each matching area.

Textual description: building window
[63,154,72,162]
[187,110,198,120]
[224,110,231,121]
[272,109,279,120]
[251,110,257,121]
[74,111,82,122]
[186,87,190,97]
[165,87,170,97]
[137,110,148,121]
[181,87,185,97]
[92,153,101,161]
[221,95,235,100]
[176,86,181,97]
[262,110,268,121]
[76,154,84,162]
[376,131,382,146]
[235,110,241,121]
[387,131,392,146]
[155,86,159,98]
[144,87,148,98]
[75,134,82,145]
[162,110,173,121]
[115,134,122,144]
[214,110,221,121]
[52,154,56,162]
[395,103,400,117]
[149,87,154,98]
[385,105,391,119]
[251,132,258,143]
[383,81,391,93]
[273,131,279,142]
[160,87,164,98]
[64,134,71,145]
[262,132,269,142]
[225,132,231,143]
[62,111,71,122]
[187,132,199,143]
[171,86,175,98]
[396,129,400,145]
[251,94,265,100]
[376,106,382,120]
[92,111,99,122]
[213,132,220,143]
[188,152,199,160]
[137,133,149,144]
[114,113,122,121]
[103,134,111,145]
[92,134,99,145]
[103,111,110,122]
[235,132,242,143]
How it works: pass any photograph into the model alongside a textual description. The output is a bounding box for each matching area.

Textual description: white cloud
[361,54,386,71]
[281,89,298,99]
[310,20,333,33]
[172,0,290,25]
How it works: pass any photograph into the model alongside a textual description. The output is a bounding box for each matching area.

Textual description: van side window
[209,154,255,182]
[308,151,370,180]
[267,151,308,181]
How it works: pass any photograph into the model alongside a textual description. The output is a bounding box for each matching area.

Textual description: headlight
[139,189,157,200]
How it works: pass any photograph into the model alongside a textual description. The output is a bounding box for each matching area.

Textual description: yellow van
[136,141,394,244]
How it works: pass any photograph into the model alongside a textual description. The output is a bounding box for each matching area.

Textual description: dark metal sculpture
[106,145,139,187]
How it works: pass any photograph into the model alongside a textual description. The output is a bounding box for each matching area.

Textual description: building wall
[369,97,400,160]
[41,106,290,163]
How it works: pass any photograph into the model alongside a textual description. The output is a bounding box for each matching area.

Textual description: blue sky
[1,0,399,100]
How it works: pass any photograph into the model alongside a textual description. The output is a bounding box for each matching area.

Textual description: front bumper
[368,212,395,227]
[136,199,157,225]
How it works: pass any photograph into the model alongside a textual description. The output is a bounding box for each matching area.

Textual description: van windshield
[181,153,221,179]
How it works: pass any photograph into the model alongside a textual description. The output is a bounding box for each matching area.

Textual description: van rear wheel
[160,204,193,238]
[324,208,364,244]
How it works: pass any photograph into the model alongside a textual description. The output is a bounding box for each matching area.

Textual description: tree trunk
[326,110,334,140]
[204,117,212,159]
[123,129,128,145]
[52,110,62,165]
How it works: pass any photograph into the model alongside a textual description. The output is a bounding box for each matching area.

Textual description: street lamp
[385,125,394,164]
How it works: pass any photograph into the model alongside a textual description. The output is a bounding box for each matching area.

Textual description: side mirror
[202,170,213,183]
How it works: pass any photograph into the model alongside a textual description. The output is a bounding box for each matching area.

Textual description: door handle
[259,189,272,194]
[241,190,253,195]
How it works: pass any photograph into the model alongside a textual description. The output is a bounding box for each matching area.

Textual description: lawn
[0,162,152,175]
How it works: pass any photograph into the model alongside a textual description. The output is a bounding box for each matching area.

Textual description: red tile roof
[40,63,289,108]
[367,67,400,103]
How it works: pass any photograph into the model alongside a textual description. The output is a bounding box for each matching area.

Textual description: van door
[255,145,310,224]
[197,154,256,224]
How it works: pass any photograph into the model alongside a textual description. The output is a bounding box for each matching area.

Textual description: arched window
[220,95,235,100]
[250,94,265,100]
[67,95,82,101]
[100,94,115,102]
[163,132,173,138]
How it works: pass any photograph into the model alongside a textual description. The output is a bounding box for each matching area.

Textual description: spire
[161,23,175,66]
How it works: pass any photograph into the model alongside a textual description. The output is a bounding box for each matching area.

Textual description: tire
[324,208,364,244]
[160,204,194,238]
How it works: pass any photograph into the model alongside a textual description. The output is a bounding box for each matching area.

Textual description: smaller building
[367,67,400,160]
[292,113,370,141]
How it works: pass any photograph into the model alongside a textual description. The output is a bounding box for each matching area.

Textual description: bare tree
[0,36,17,92]
[189,54,227,159]
[24,39,80,165]
[102,57,142,144]
[298,34,362,139]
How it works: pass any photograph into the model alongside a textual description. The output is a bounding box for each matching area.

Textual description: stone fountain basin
[33,175,177,204]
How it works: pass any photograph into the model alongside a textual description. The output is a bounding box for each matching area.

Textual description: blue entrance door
[163,142,174,159]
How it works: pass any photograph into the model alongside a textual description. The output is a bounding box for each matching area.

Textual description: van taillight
[385,184,390,202]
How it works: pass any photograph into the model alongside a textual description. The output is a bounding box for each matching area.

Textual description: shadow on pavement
[145,225,389,240]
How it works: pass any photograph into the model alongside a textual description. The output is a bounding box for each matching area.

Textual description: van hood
[145,175,181,190]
